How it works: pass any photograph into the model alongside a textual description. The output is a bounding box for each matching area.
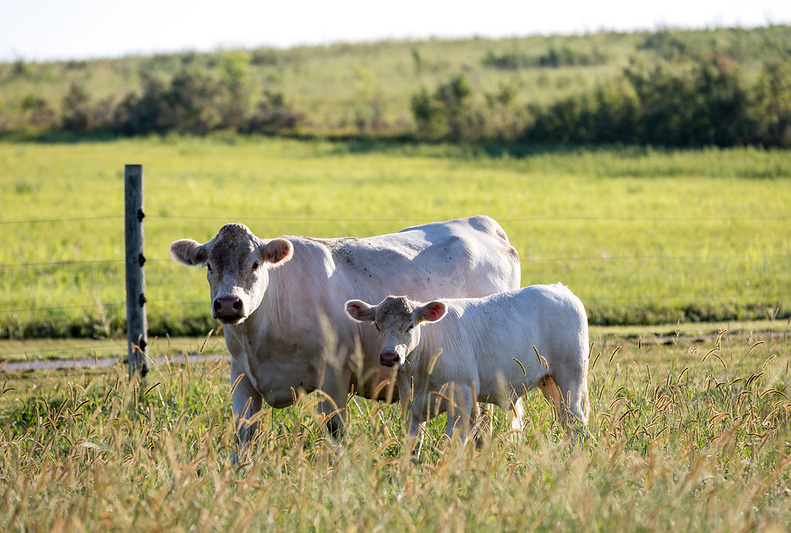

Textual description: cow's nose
[380,350,400,367]
[213,296,244,318]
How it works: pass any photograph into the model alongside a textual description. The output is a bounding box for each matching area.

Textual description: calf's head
[345,295,446,367]
[170,223,293,325]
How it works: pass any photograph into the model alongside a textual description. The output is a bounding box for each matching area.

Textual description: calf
[345,284,590,443]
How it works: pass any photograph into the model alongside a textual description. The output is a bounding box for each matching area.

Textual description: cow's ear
[345,300,376,322]
[261,238,293,265]
[418,301,446,323]
[170,239,208,266]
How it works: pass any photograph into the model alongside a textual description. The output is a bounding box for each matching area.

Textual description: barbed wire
[2,214,791,226]
[0,291,786,317]
[0,340,225,360]
[0,259,124,269]
[0,303,127,314]
[2,253,789,270]
[0,214,787,349]
[0,216,122,225]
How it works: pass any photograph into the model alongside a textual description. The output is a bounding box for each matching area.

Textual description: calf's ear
[170,239,208,266]
[261,238,294,265]
[418,301,446,323]
[345,300,376,322]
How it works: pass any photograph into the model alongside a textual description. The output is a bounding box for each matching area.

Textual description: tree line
[412,54,791,148]
[9,45,791,148]
[58,60,302,137]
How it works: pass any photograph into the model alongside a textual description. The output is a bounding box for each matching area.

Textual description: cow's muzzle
[380,350,401,367]
[213,296,245,323]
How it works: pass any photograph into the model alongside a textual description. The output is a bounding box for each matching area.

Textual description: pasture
[1,137,790,345]
[0,136,790,529]
[1,325,789,529]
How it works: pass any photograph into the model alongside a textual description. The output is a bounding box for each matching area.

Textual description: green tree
[410,87,444,139]
[244,91,302,134]
[61,82,91,134]
[218,51,251,129]
[113,73,169,135]
[165,69,223,135]
[752,61,791,147]
[411,74,475,140]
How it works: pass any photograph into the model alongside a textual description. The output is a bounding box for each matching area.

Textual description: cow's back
[417,285,587,394]
[389,215,520,297]
[234,216,521,404]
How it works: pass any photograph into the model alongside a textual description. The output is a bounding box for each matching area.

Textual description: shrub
[410,87,445,139]
[164,69,223,135]
[751,61,791,147]
[61,82,91,134]
[483,47,607,70]
[113,73,169,135]
[21,94,56,127]
[243,91,302,134]
[410,74,474,141]
[523,55,758,147]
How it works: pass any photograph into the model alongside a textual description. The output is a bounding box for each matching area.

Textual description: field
[1,137,790,347]
[0,136,789,529]
[1,324,790,529]
[3,25,791,530]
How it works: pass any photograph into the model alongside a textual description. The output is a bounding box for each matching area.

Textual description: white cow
[345,284,590,444]
[170,216,520,442]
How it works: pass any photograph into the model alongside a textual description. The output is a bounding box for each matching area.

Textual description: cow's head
[170,224,293,325]
[345,295,446,367]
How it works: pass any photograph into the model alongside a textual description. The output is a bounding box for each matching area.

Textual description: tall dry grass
[2,327,789,530]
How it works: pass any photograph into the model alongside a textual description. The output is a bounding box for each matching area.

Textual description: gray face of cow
[170,224,293,325]
[345,296,446,368]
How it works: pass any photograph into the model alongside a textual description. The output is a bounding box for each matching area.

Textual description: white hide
[346,284,590,442]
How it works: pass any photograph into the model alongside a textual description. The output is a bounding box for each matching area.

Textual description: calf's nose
[213,296,244,318]
[380,350,400,367]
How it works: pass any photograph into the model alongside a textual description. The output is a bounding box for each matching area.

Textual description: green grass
[1,327,789,529]
[1,137,790,341]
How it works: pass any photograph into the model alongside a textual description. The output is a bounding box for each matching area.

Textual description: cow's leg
[445,385,474,444]
[231,358,262,458]
[552,370,589,425]
[471,402,489,448]
[407,413,427,459]
[317,364,351,441]
[318,400,345,440]
[508,397,526,432]
[547,365,590,445]
[538,375,564,422]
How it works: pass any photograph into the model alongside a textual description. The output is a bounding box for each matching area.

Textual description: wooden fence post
[125,164,149,379]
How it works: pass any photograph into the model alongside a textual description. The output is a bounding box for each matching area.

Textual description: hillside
[1,25,790,145]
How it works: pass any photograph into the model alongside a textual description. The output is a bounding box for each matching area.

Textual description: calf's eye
[251,261,260,271]
[406,324,415,332]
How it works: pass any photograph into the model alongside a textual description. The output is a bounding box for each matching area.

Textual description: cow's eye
[251,261,260,271]
[374,322,382,332]
[206,263,212,273]
[406,324,415,332]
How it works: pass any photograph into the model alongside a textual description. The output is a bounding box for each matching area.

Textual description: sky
[1,0,790,62]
